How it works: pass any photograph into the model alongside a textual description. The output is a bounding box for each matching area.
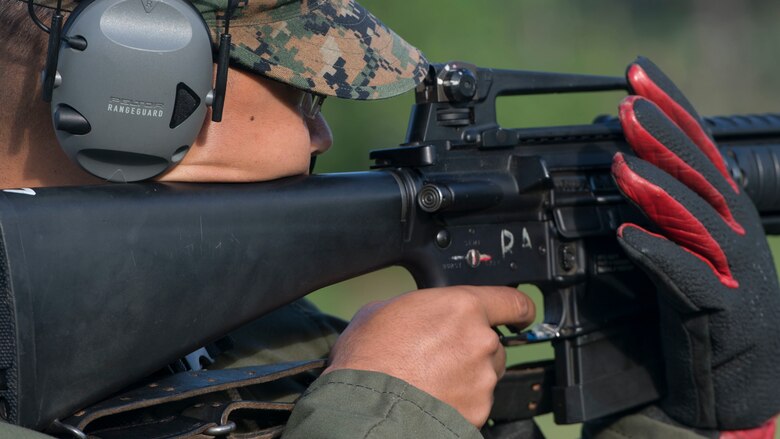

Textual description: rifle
[1,61,779,431]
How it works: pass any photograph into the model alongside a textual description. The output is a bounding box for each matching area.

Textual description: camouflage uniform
[8,0,727,437]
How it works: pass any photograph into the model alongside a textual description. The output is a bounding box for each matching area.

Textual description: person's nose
[308,113,333,156]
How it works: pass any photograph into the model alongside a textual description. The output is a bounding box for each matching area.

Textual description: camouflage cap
[200,0,429,99]
[27,0,429,99]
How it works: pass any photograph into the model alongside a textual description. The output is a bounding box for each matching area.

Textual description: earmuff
[29,0,233,182]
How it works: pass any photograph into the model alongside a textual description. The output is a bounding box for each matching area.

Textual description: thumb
[350,300,387,322]
[460,286,536,328]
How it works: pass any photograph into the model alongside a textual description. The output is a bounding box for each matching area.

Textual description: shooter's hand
[613,57,780,431]
[325,286,535,427]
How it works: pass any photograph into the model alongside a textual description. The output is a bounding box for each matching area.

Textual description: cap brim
[208,0,429,100]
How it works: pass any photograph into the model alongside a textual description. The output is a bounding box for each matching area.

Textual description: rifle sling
[56,358,558,438]
[55,360,326,439]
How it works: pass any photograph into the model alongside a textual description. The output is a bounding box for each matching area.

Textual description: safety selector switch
[460,249,492,268]
[466,249,483,268]
[54,104,91,135]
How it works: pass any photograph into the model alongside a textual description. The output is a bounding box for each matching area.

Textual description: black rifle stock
[1,62,779,430]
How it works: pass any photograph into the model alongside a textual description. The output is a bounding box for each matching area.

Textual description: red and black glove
[612,57,780,433]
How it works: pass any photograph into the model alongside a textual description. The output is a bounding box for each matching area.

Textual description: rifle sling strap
[56,359,326,439]
[54,359,554,438]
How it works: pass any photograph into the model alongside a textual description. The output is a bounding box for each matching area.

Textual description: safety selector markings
[501,229,514,258]
[521,227,532,249]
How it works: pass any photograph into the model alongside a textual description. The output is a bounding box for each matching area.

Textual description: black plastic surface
[1,173,404,428]
[170,83,201,129]
[54,104,91,135]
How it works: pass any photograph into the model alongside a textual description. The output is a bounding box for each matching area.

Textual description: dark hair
[0,1,49,66]
[0,1,53,174]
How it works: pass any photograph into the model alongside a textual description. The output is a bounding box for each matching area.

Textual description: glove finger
[626,56,740,194]
[619,96,745,235]
[612,153,738,289]
[617,223,727,312]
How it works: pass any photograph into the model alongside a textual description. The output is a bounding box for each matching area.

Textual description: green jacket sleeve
[283,369,483,439]
[0,423,57,439]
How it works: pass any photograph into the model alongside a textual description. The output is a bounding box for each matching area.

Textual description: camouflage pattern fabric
[27,0,429,99]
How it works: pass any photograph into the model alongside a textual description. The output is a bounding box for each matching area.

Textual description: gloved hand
[612,57,780,431]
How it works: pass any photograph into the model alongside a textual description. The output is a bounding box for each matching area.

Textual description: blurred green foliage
[308,1,780,437]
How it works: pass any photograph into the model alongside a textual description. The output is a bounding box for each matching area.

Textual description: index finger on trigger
[465,286,536,328]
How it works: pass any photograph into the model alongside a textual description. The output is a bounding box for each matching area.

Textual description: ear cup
[51,0,213,182]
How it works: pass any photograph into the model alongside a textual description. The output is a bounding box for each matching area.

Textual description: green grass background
[307,1,780,436]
